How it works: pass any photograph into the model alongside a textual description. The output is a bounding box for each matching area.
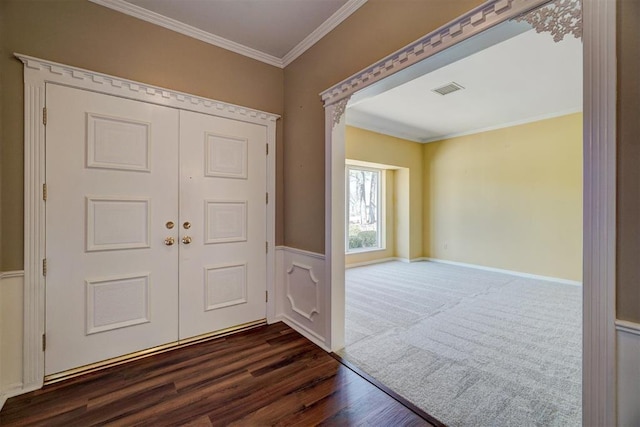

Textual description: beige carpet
[338,261,581,427]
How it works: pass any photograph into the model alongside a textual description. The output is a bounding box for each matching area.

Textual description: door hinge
[42,258,47,276]
[266,143,269,155]
[42,334,46,352]
[43,107,47,126]
[265,241,268,253]
[265,291,268,303]
[43,183,47,201]
[266,192,269,204]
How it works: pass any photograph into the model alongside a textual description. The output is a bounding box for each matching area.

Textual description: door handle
[164,237,175,246]
[182,236,192,244]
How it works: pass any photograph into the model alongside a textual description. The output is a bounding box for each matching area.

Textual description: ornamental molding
[286,262,320,321]
[332,97,351,128]
[515,0,582,42]
[15,54,279,123]
[321,0,552,107]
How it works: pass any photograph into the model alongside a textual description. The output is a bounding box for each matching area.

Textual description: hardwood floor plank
[0,323,431,426]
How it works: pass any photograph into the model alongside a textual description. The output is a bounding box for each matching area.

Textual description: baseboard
[422,258,582,286]
[279,315,330,352]
[0,382,27,410]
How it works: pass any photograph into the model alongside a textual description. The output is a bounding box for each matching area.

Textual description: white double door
[45,84,267,376]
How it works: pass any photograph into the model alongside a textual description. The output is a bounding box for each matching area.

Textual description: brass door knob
[182,236,192,244]
[164,237,175,246]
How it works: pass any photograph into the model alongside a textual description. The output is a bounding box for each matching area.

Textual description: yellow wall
[346,126,424,261]
[423,113,583,281]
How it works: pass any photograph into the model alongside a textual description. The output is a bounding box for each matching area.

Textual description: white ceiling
[90,0,366,67]
[346,27,583,143]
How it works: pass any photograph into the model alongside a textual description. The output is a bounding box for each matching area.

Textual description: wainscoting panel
[617,321,640,426]
[0,272,25,409]
[275,247,328,350]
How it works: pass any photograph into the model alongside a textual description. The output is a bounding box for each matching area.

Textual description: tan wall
[0,0,284,271]
[282,0,484,254]
[345,126,424,261]
[617,0,640,322]
[423,114,583,281]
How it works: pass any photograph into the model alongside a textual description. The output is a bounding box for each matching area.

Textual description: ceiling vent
[431,82,464,96]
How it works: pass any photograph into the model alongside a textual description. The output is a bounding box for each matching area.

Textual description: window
[346,166,383,252]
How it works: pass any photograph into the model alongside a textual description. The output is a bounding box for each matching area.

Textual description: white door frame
[321,0,617,425]
[18,53,279,394]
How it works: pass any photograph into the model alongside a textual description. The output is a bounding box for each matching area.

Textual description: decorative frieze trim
[515,0,582,42]
[15,54,280,124]
[320,0,551,106]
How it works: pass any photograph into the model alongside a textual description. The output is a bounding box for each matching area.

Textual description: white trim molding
[282,0,367,67]
[323,0,616,425]
[423,258,582,286]
[89,0,367,69]
[582,0,617,425]
[17,54,278,399]
[616,320,640,337]
[0,271,25,280]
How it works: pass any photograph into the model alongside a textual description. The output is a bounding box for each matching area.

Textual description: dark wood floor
[0,322,431,426]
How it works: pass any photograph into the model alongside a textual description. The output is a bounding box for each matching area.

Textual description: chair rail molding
[17,54,279,399]
[322,0,616,426]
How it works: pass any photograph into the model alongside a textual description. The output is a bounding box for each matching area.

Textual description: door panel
[179,110,267,340]
[45,84,180,375]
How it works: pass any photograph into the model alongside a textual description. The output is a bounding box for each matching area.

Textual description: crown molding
[88,0,283,67]
[282,0,368,67]
[89,0,368,69]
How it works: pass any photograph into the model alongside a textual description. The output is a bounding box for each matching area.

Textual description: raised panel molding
[275,246,328,351]
[86,273,151,334]
[86,197,151,251]
[204,201,248,244]
[204,263,248,311]
[87,113,151,172]
[286,263,320,321]
[205,134,248,179]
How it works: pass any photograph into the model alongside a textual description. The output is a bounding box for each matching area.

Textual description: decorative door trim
[17,53,279,395]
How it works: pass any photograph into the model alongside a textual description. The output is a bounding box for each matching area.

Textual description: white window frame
[345,165,384,254]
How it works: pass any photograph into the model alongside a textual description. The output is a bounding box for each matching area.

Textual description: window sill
[346,247,386,255]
